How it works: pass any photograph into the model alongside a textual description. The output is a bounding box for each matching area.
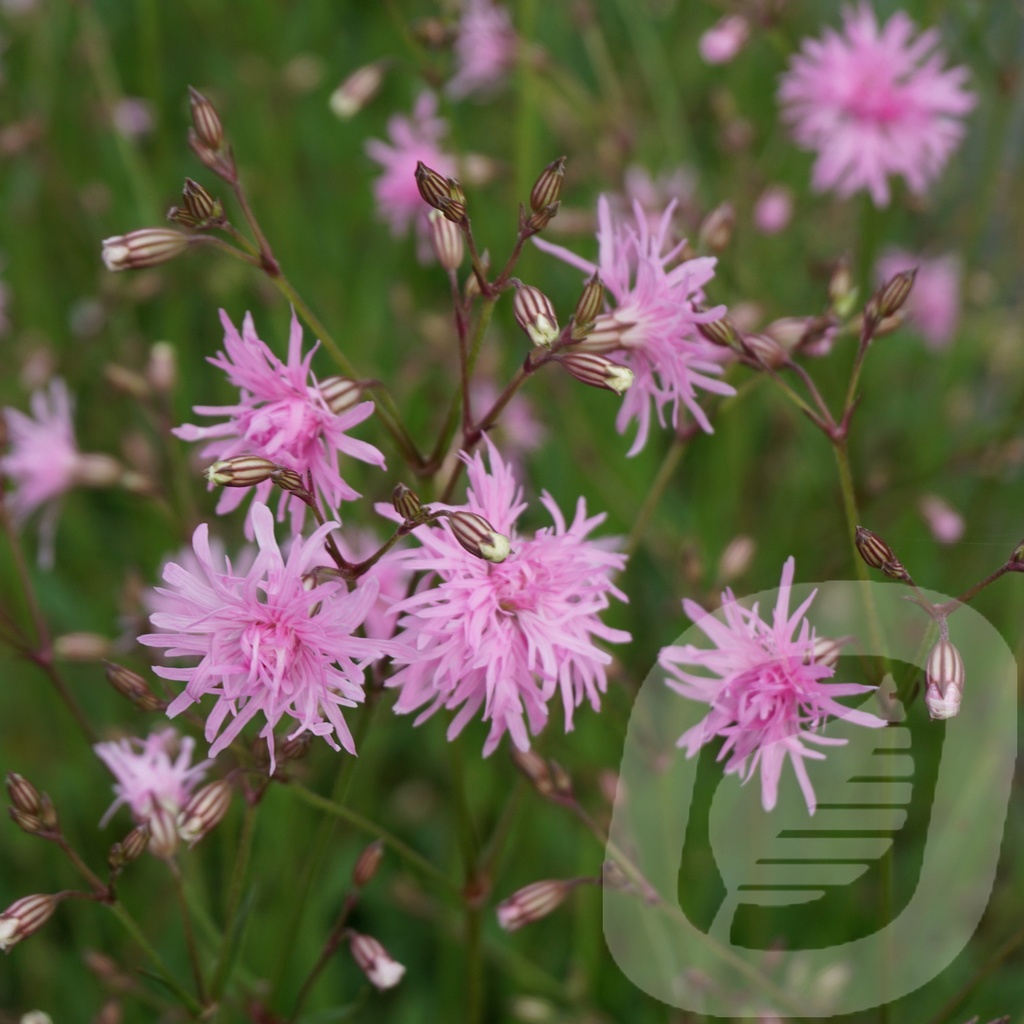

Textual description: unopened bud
[829,254,857,318]
[54,632,111,661]
[119,823,150,863]
[427,209,464,271]
[348,931,406,990]
[352,839,385,888]
[329,60,388,119]
[318,376,364,415]
[9,807,44,836]
[7,774,42,817]
[529,156,566,214]
[147,802,179,860]
[556,352,633,395]
[698,202,734,252]
[697,314,738,348]
[279,731,314,763]
[805,635,849,670]
[177,780,232,846]
[448,511,510,563]
[104,662,165,712]
[101,229,189,272]
[526,201,560,233]
[188,86,224,152]
[513,284,559,347]
[571,273,604,340]
[273,468,307,495]
[175,177,221,226]
[741,333,788,369]
[496,879,573,931]
[392,484,422,521]
[510,748,555,797]
[436,194,468,228]
[205,456,279,488]
[0,894,62,951]
[871,269,917,321]
[415,161,452,210]
[854,526,910,581]
[104,365,150,400]
[925,637,964,720]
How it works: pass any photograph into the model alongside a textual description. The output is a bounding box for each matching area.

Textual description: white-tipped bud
[329,60,388,119]
[556,351,634,395]
[513,284,559,348]
[925,638,964,720]
[496,879,573,931]
[147,802,179,860]
[448,511,510,563]
[317,376,364,416]
[0,893,61,951]
[101,229,189,272]
[177,780,232,846]
[205,456,279,487]
[427,209,464,271]
[348,932,406,991]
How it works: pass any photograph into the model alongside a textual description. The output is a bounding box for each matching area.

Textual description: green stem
[209,801,257,1001]
[170,860,206,1003]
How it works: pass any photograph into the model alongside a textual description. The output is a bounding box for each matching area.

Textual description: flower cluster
[535,196,734,453]
[386,442,630,754]
[659,557,887,814]
[446,0,517,100]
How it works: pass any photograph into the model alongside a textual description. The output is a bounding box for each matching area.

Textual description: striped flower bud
[317,375,364,415]
[871,268,917,321]
[329,60,388,119]
[556,352,634,395]
[415,161,452,210]
[101,229,189,271]
[103,662,165,712]
[147,802,179,860]
[496,879,573,931]
[348,932,406,991]
[392,483,422,521]
[529,156,566,214]
[177,780,232,846]
[168,177,222,228]
[435,194,468,229]
[570,273,604,340]
[807,634,849,670]
[854,526,911,582]
[698,201,734,252]
[0,894,62,951]
[188,86,224,152]
[272,468,307,495]
[741,332,788,369]
[9,807,45,836]
[697,314,738,349]
[352,839,385,888]
[7,773,42,818]
[513,284,559,348]
[526,202,560,233]
[427,209,464,271]
[449,512,510,563]
[205,456,279,488]
[925,638,964,720]
[119,823,151,863]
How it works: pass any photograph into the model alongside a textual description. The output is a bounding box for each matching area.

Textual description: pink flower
[95,728,210,827]
[919,493,964,545]
[699,14,751,65]
[659,557,886,813]
[386,441,630,755]
[876,248,960,348]
[753,185,794,235]
[778,4,975,206]
[534,196,734,453]
[174,310,384,534]
[446,0,517,100]
[139,503,399,771]
[365,92,458,255]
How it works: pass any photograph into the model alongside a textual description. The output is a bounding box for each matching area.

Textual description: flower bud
[392,483,422,521]
[427,209,464,271]
[188,86,224,152]
[556,352,634,395]
[854,526,910,581]
[805,635,849,670]
[177,780,232,846]
[513,284,559,348]
[697,314,738,348]
[54,632,111,661]
[205,456,279,488]
[871,268,917,321]
[496,879,573,931]
[741,333,788,369]
[7,773,42,817]
[925,638,964,720]
[526,201,559,233]
[104,662,165,713]
[436,194,468,229]
[273,468,308,495]
[352,839,385,888]
[9,807,45,836]
[415,161,452,210]
[529,156,566,214]
[698,202,734,252]
[329,60,388,119]
[279,731,314,763]
[569,273,605,341]
[317,376,364,415]
[101,229,189,271]
[0,894,61,951]
[119,823,150,863]
[169,177,221,227]
[448,511,510,563]
[348,932,406,990]
[147,802,180,860]
[829,253,856,316]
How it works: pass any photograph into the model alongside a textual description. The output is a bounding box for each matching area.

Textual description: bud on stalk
[0,893,62,951]
[147,802,179,860]
[101,230,189,272]
[188,86,224,152]
[696,315,737,349]
[571,273,604,340]
[513,284,559,348]
[348,932,406,990]
[925,637,964,720]
[318,376,364,415]
[7,773,42,817]
[177,780,232,846]
[870,268,917,321]
[329,60,388,119]
[205,456,280,488]
[104,662,165,712]
[448,511,510,563]
[529,156,566,213]
[854,526,910,581]
[556,352,634,395]
[352,839,385,888]
[427,209,464,271]
[392,483,422,521]
[496,879,574,931]
[741,332,788,369]
[415,161,453,210]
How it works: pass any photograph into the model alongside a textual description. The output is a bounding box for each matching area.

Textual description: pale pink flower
[919,493,964,545]
[95,728,210,827]
[778,4,975,206]
[111,97,154,139]
[699,14,751,65]
[876,248,960,348]
[535,195,734,454]
[138,503,399,771]
[753,185,794,235]
[659,557,886,813]
[365,92,458,256]
[446,0,517,100]
[387,440,630,755]
[174,310,384,534]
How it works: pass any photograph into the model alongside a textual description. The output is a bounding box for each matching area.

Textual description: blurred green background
[1,0,1023,1021]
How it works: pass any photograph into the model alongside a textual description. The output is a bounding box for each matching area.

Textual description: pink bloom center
[843,63,906,123]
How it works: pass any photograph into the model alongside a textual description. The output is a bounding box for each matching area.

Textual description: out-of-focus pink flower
[111,98,154,139]
[95,728,210,827]
[659,557,887,814]
[919,493,964,545]
[174,310,384,534]
[446,0,517,100]
[365,92,458,256]
[139,503,400,771]
[876,248,961,348]
[386,440,630,755]
[612,165,699,238]
[778,4,975,206]
[470,380,545,464]
[699,14,751,65]
[534,196,734,454]
[753,185,794,235]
